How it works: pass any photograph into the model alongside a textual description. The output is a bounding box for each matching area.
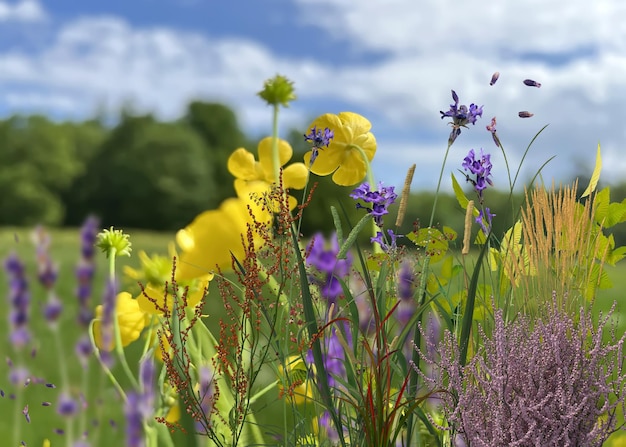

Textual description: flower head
[440,90,483,144]
[371,229,401,253]
[486,116,501,148]
[350,181,398,227]
[257,74,296,107]
[5,253,30,349]
[307,233,353,310]
[304,126,334,166]
[304,112,377,186]
[476,207,496,236]
[94,292,149,350]
[462,148,493,202]
[95,227,132,258]
[523,78,541,88]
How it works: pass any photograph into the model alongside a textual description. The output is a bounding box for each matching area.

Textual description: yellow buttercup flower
[94,292,149,350]
[124,248,211,314]
[176,197,251,280]
[278,355,313,405]
[228,136,308,209]
[304,112,377,186]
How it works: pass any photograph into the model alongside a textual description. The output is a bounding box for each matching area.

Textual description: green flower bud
[95,226,132,258]
[257,74,296,107]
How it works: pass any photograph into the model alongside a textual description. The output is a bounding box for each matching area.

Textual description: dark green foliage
[74,114,215,230]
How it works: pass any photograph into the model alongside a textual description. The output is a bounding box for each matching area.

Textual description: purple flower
[43,294,63,324]
[76,216,100,327]
[476,207,495,236]
[306,233,352,309]
[371,229,401,253]
[350,181,398,227]
[523,78,541,88]
[304,126,334,166]
[139,357,155,419]
[440,90,483,144]
[196,365,216,433]
[462,149,493,203]
[396,261,416,326]
[56,393,78,417]
[485,116,501,148]
[32,226,58,289]
[124,393,144,447]
[518,111,534,118]
[5,253,31,349]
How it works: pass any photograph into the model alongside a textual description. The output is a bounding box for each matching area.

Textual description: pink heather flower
[415,297,626,446]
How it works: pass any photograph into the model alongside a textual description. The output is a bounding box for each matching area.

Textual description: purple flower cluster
[196,365,216,434]
[395,261,416,326]
[462,148,493,203]
[476,207,495,236]
[440,90,483,144]
[304,126,334,166]
[5,253,31,349]
[76,215,100,327]
[125,357,156,447]
[350,181,398,227]
[306,233,352,312]
[417,298,626,446]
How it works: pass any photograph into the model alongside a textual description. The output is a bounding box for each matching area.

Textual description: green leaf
[452,173,471,210]
[593,187,610,225]
[407,227,449,263]
[581,143,602,198]
[605,201,626,228]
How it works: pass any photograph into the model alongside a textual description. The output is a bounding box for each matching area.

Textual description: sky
[1,0,626,193]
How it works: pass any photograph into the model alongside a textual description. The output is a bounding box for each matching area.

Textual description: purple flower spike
[440,90,483,144]
[476,208,496,235]
[350,181,398,227]
[5,253,31,349]
[371,229,402,253]
[304,126,334,166]
[462,149,494,203]
[396,261,416,326]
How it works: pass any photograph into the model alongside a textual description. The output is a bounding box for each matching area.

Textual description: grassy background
[1,226,625,446]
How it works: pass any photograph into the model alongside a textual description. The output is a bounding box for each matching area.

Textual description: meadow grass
[1,226,624,446]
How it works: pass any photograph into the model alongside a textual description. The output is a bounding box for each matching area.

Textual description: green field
[1,226,625,446]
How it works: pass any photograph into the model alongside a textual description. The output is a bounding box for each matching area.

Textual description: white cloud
[0,0,46,22]
[1,1,626,189]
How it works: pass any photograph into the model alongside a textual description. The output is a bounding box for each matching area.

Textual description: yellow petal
[258,137,294,181]
[93,292,148,350]
[331,149,369,186]
[282,162,309,190]
[228,148,262,180]
[176,198,249,279]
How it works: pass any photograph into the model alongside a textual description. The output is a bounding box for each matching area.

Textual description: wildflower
[440,90,483,144]
[476,207,495,235]
[93,291,149,350]
[306,233,353,311]
[523,78,541,88]
[124,393,145,447]
[56,393,78,417]
[304,126,334,166]
[371,229,401,253]
[227,136,308,204]
[32,226,58,289]
[489,72,500,86]
[95,227,132,259]
[462,148,493,202]
[485,116,501,148]
[124,248,210,314]
[350,181,398,227]
[195,365,216,433]
[76,215,99,327]
[257,74,296,107]
[139,357,155,419]
[303,112,377,186]
[518,111,534,118]
[278,355,312,405]
[5,253,30,348]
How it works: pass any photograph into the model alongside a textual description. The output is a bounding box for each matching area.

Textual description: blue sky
[2,0,626,192]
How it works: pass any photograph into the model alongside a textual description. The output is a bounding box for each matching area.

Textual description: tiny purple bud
[45,383,56,388]
[451,89,459,103]
[0,389,4,397]
[42,401,51,406]
[57,393,78,417]
[523,79,541,88]
[489,72,500,86]
[518,111,534,118]
[23,405,30,423]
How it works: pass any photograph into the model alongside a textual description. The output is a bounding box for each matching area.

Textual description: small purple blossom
[440,90,483,144]
[485,116,501,148]
[350,181,398,227]
[476,207,496,235]
[396,261,416,326]
[306,233,352,310]
[196,365,216,433]
[124,393,144,447]
[304,126,334,166]
[489,72,500,86]
[462,148,493,203]
[523,78,541,88]
[32,226,58,289]
[57,393,78,417]
[5,253,31,349]
[371,229,401,253]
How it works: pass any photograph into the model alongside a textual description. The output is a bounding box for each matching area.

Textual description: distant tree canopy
[1,103,625,247]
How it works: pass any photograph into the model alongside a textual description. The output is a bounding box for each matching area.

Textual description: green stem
[429,140,453,228]
[271,104,280,182]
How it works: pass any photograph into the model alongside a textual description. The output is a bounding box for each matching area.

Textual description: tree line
[1,101,625,246]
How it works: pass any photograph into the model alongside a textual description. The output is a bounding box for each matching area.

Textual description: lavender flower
[417,298,626,446]
[76,216,100,327]
[440,90,483,144]
[306,233,352,311]
[304,126,334,166]
[476,208,495,236]
[371,229,401,253]
[462,148,493,203]
[196,365,216,433]
[5,253,31,349]
[350,181,398,227]
[56,393,78,417]
[124,393,144,447]
[395,261,416,326]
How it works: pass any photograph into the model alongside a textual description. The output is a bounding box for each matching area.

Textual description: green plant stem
[271,104,280,182]
[429,140,453,228]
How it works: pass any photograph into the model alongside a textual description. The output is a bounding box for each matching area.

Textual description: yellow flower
[278,355,313,405]
[228,136,308,209]
[93,292,149,350]
[176,197,251,279]
[304,112,377,186]
[124,247,212,314]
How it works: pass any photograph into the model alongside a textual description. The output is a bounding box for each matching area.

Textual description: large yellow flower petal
[176,197,249,280]
[228,148,263,180]
[94,292,149,350]
[282,162,308,190]
[305,112,376,186]
[257,137,293,181]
